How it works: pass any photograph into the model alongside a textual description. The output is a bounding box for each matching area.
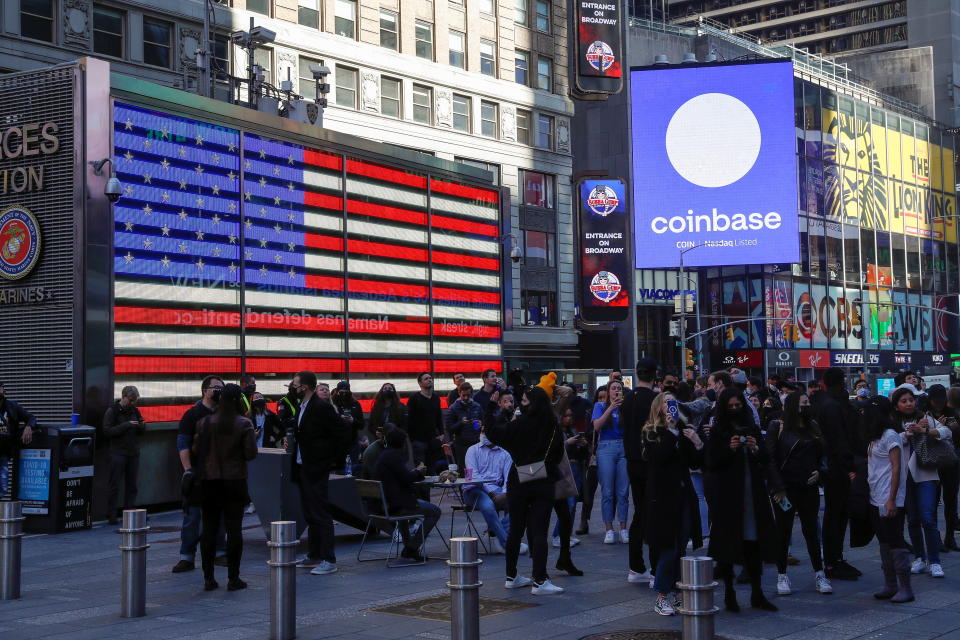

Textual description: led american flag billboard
[112,103,502,420]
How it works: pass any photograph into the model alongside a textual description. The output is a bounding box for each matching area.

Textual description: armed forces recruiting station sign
[0,206,41,280]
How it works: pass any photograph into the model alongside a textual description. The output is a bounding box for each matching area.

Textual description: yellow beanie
[536,372,557,400]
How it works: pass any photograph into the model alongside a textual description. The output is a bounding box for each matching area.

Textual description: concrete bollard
[267,521,297,640]
[0,501,24,600]
[447,537,482,640]
[677,556,719,640]
[118,509,149,618]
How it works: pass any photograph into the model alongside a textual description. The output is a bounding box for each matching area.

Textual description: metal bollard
[267,521,297,640]
[677,556,719,640]
[447,537,482,640]
[0,501,24,600]
[118,509,149,618]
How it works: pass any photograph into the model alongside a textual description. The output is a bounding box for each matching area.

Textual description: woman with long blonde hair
[641,392,703,616]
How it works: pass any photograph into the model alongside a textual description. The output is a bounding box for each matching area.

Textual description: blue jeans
[0,455,9,498]
[464,487,510,544]
[690,472,710,538]
[552,462,583,537]
[597,439,629,524]
[906,476,941,564]
[653,501,692,594]
[180,506,227,561]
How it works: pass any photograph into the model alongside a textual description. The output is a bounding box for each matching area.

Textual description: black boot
[721,568,740,612]
[890,548,915,603]
[749,566,778,611]
[575,520,589,536]
[555,550,583,576]
[874,544,898,600]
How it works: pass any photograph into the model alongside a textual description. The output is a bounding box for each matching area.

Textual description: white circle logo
[665,93,762,188]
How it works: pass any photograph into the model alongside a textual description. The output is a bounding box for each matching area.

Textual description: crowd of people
[4,362,960,617]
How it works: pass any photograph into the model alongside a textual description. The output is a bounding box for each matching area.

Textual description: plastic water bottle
[345,455,352,476]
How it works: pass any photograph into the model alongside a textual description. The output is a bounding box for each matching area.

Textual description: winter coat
[642,427,703,552]
[764,423,826,493]
[103,401,145,456]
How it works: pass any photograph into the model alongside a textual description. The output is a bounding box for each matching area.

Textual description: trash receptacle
[16,425,96,534]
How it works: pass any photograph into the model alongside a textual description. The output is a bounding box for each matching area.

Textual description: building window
[454,157,500,185]
[298,0,319,29]
[480,39,496,76]
[142,17,172,68]
[515,50,529,85]
[514,0,528,25]
[535,0,550,32]
[415,20,434,61]
[480,101,498,138]
[21,0,55,42]
[450,0,464,5]
[298,55,323,98]
[537,56,552,91]
[520,170,555,208]
[536,114,554,149]
[379,9,398,51]
[452,94,471,132]
[248,0,270,16]
[516,109,532,145]
[524,230,555,267]
[412,84,433,124]
[93,5,124,58]
[381,76,401,118]
[522,290,556,326]
[334,0,356,39]
[449,30,465,69]
[254,47,273,85]
[213,34,232,101]
[480,0,495,14]
[335,66,357,108]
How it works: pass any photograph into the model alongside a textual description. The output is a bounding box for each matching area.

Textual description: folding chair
[355,479,426,568]
[449,489,491,554]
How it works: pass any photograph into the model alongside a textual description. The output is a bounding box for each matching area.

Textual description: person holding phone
[864,396,912,602]
[765,391,832,596]
[103,385,146,525]
[592,379,630,545]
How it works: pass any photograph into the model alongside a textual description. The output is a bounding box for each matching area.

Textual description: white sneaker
[654,595,676,616]
[244,504,256,514]
[519,542,529,555]
[911,558,927,574]
[309,561,338,575]
[393,529,403,543]
[489,537,505,555]
[627,569,653,584]
[619,529,630,544]
[531,579,564,595]
[649,575,656,589]
[603,530,616,544]
[776,573,792,595]
[570,536,581,548]
[552,536,561,548]
[505,575,533,589]
[930,563,945,578]
[815,572,833,594]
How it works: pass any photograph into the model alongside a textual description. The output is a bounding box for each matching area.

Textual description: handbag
[915,431,958,470]
[554,449,578,499]
[515,428,556,483]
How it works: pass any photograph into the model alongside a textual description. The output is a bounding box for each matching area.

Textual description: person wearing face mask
[277,380,300,448]
[103,386,145,525]
[247,392,282,449]
[706,388,779,613]
[766,391,832,596]
[0,382,35,502]
[853,380,872,407]
[369,383,408,436]
[173,375,227,574]
[238,374,257,413]
[939,386,960,552]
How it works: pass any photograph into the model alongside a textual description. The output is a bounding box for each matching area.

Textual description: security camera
[510,245,522,263]
[310,65,331,80]
[105,176,123,203]
[249,26,276,46]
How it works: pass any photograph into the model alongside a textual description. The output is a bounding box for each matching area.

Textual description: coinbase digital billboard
[630,60,799,268]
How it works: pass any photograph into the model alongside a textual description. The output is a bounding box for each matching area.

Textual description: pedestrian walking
[621,358,658,583]
[592,378,630,544]
[193,384,257,591]
[575,386,606,536]
[103,385,145,525]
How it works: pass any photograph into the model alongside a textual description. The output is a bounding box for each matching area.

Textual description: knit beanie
[536,372,557,400]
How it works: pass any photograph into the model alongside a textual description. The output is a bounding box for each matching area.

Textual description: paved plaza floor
[5,496,960,640]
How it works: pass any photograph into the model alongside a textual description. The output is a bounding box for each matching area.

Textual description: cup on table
[464,468,474,482]
[448,463,458,475]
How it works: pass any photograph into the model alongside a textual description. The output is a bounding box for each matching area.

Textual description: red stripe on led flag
[305,191,344,211]
[304,234,344,252]
[432,250,498,271]
[140,404,195,423]
[346,159,428,189]
[114,356,241,375]
[348,238,427,262]
[115,306,241,328]
[346,279,429,299]
[347,198,427,226]
[433,360,503,373]
[433,324,501,339]
[432,287,500,305]
[350,359,430,373]
[432,180,499,204]
[433,214,498,237]
[304,274,345,291]
[351,320,428,336]
[247,358,345,374]
[303,149,343,171]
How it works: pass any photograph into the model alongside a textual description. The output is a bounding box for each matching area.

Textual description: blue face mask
[705,389,717,402]
[856,387,870,399]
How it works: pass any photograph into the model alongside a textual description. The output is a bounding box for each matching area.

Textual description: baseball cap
[336,381,351,391]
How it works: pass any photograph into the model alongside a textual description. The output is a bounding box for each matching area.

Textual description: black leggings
[939,462,959,537]
[200,479,247,581]
[774,485,823,573]
[553,499,572,552]
[580,465,599,525]
[718,541,763,595]
[506,478,554,582]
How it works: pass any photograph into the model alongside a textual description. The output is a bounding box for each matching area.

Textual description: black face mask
[286,387,299,401]
[798,406,812,420]
[253,399,266,411]
[242,385,256,396]
[705,389,717,402]
[210,388,222,403]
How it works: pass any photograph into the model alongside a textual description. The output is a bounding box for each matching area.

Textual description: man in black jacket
[103,385,145,525]
[290,371,344,576]
[0,382,35,498]
[406,372,444,468]
[620,358,658,583]
[816,367,860,580]
[374,428,439,561]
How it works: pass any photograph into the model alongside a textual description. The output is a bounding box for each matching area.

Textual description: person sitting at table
[464,417,529,556]
[374,428,441,562]
[361,422,414,479]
